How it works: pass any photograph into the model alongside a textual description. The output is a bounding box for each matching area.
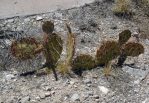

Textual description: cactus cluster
[96,29,144,76]
[10,20,145,79]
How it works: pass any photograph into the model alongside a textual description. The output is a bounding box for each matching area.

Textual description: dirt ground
[0,0,149,103]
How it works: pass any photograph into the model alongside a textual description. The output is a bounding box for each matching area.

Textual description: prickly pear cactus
[72,54,96,76]
[43,33,63,67]
[96,41,120,66]
[42,21,54,34]
[118,30,131,46]
[11,37,40,60]
[123,42,144,57]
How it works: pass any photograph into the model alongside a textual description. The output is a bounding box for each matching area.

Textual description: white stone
[70,81,75,85]
[71,94,80,101]
[35,96,40,100]
[36,16,43,21]
[45,92,51,97]
[5,39,12,46]
[51,91,55,95]
[24,18,30,22]
[21,96,30,103]
[5,74,15,80]
[39,93,46,99]
[84,79,91,84]
[98,86,109,94]
[7,19,14,23]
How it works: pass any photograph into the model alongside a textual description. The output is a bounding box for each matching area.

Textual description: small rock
[51,91,55,95]
[5,74,15,80]
[79,24,88,31]
[83,93,89,99]
[81,39,86,43]
[45,92,51,97]
[45,86,51,91]
[93,95,99,99]
[36,16,43,21]
[70,81,75,85]
[88,19,97,27]
[74,85,78,88]
[20,96,30,103]
[87,84,91,87]
[87,91,94,96]
[24,18,30,22]
[7,19,14,23]
[110,24,117,29]
[98,86,109,94]
[39,93,46,99]
[35,96,40,101]
[5,39,12,46]
[134,80,141,84]
[84,79,92,84]
[71,94,80,101]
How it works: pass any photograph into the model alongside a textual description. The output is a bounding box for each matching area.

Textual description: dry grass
[57,24,75,75]
[112,0,132,15]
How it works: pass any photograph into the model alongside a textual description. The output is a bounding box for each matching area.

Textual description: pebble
[51,91,55,95]
[98,86,109,94]
[84,79,92,84]
[45,86,51,91]
[87,91,94,96]
[5,74,15,81]
[71,93,80,101]
[20,96,30,103]
[36,16,43,21]
[110,24,117,29]
[7,19,14,23]
[70,81,75,85]
[24,18,30,22]
[93,95,99,99]
[39,93,46,99]
[35,96,40,101]
[45,92,51,97]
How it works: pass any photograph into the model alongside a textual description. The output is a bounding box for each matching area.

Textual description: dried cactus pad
[123,42,144,57]
[119,29,131,46]
[42,21,54,34]
[11,37,40,60]
[96,41,120,66]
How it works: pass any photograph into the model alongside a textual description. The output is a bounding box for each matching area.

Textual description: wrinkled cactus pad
[11,37,40,60]
[123,42,144,57]
[42,21,54,34]
[72,54,96,75]
[96,41,120,66]
[119,29,131,46]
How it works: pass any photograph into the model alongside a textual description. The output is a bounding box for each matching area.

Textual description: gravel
[0,0,149,103]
